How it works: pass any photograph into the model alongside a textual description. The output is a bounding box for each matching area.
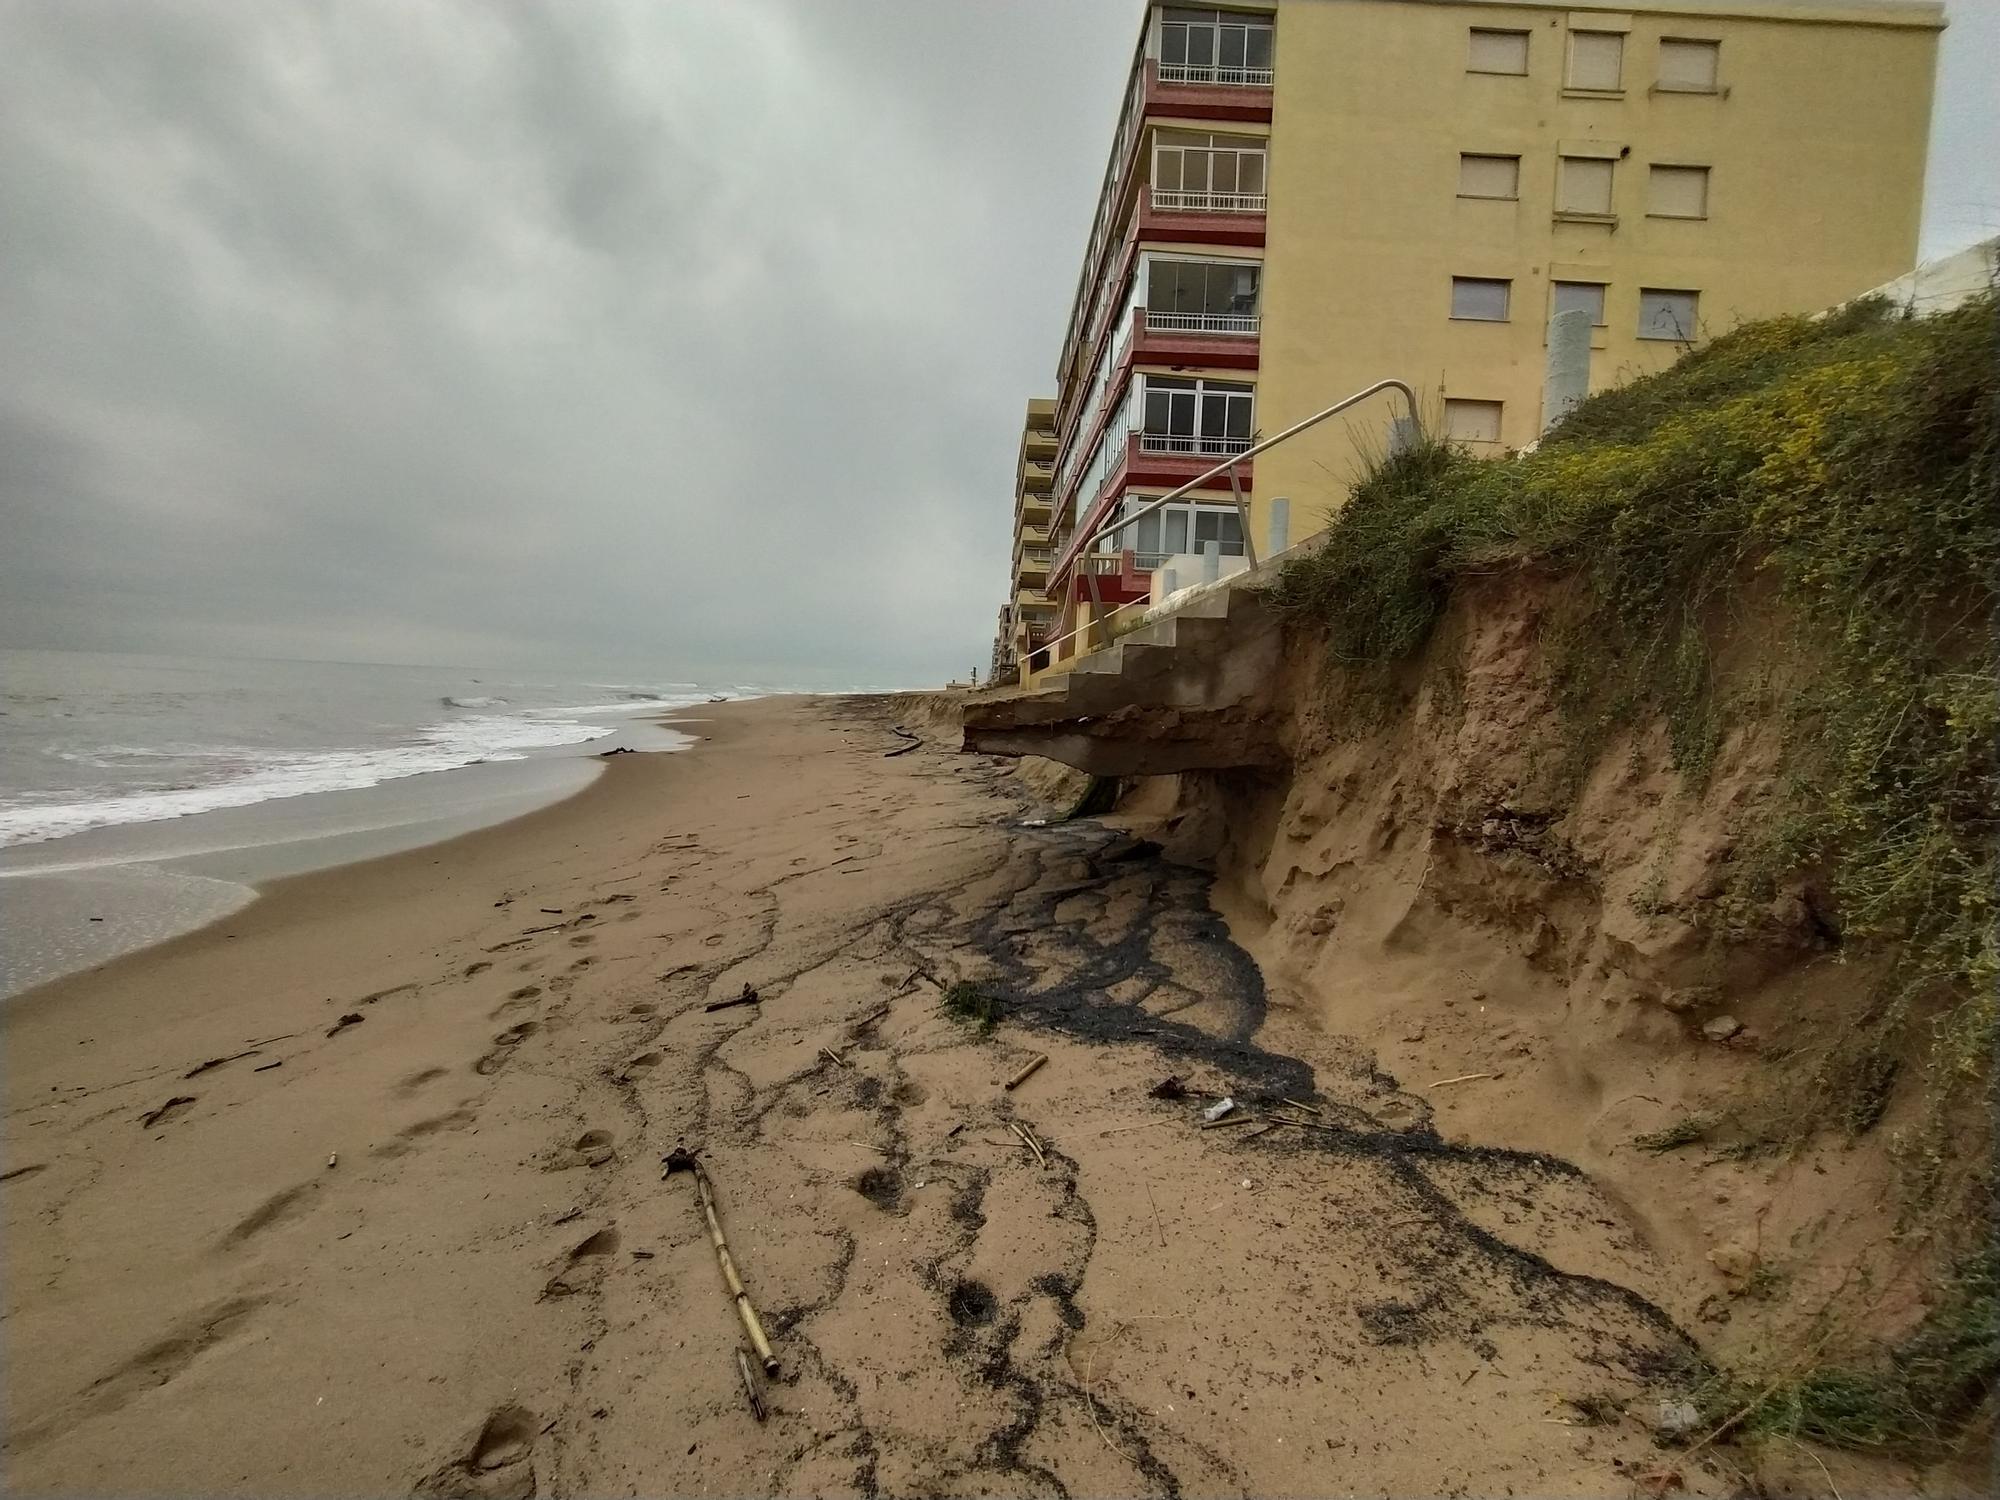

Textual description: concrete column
[1201,541,1221,584]
[1267,496,1290,555]
[1544,307,1591,432]
[1158,566,1177,599]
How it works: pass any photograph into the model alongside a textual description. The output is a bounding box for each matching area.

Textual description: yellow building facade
[1013,0,1941,687]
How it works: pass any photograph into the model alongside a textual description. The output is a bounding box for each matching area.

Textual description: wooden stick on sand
[662,1147,779,1375]
[1003,1053,1048,1091]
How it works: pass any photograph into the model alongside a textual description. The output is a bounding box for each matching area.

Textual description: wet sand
[2,695,1722,1497]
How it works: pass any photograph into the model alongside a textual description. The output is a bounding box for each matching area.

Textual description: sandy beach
[6,695,1714,1497]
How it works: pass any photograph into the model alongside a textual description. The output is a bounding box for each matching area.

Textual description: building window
[1467,28,1529,75]
[1566,30,1624,91]
[1141,375,1254,456]
[1658,38,1720,92]
[1116,499,1246,567]
[1145,257,1260,333]
[1450,277,1512,322]
[1558,156,1615,217]
[1648,164,1710,219]
[1159,7,1274,85]
[1152,129,1268,211]
[1551,280,1608,327]
[1458,153,1521,200]
[1444,399,1504,444]
[1638,288,1700,342]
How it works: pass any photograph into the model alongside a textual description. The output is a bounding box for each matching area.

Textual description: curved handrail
[1062,377,1422,575]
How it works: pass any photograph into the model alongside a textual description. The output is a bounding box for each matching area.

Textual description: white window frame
[1152,130,1269,213]
[1141,252,1263,335]
[1157,7,1275,86]
[1139,374,1255,457]
[1114,496,1247,569]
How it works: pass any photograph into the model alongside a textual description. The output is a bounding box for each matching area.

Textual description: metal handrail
[1066,377,1422,576]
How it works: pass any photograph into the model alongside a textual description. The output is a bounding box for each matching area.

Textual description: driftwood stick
[1003,1054,1048,1092]
[1007,1121,1048,1168]
[883,740,922,759]
[820,1046,848,1069]
[663,1148,779,1374]
[735,1347,766,1422]
[1200,1114,1262,1131]
[851,1003,892,1032]
[1279,1097,1323,1116]
[1429,1072,1495,1089]
[705,984,761,1015]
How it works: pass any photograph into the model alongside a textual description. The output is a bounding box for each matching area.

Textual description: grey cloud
[0,0,1990,685]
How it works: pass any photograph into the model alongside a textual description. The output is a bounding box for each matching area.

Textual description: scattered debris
[1652,1399,1701,1438]
[735,1347,766,1423]
[1701,1015,1744,1043]
[326,1012,365,1038]
[1634,1466,1686,1497]
[253,1060,284,1073]
[540,907,564,914]
[138,1096,196,1128]
[819,1046,848,1070]
[884,726,923,759]
[184,1048,261,1079]
[662,1146,779,1375]
[705,984,761,1014]
[1428,1072,1495,1089]
[1202,1096,1238,1123]
[850,1003,892,1033]
[1008,1120,1048,1167]
[1279,1096,1322,1116]
[1148,1075,1189,1100]
[327,1152,338,1169]
[597,746,636,757]
[1202,1114,1261,1131]
[1004,1053,1049,1092]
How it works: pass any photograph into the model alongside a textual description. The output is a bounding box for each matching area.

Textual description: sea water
[0,649,759,995]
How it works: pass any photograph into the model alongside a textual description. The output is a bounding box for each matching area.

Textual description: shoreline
[4,695,1746,1497]
[0,708,710,1000]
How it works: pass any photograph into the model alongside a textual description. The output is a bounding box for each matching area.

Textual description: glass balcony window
[1159,7,1274,86]
[1152,130,1268,213]
[1145,258,1260,335]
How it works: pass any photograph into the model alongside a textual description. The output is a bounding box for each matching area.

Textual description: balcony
[1115,307,1261,376]
[1157,62,1272,88]
[1137,184,1265,251]
[1019,457,1056,493]
[1138,433,1252,459]
[1148,188,1266,215]
[1024,424,1059,457]
[1015,521,1052,549]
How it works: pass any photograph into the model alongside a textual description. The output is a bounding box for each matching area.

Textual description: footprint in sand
[567,934,595,948]
[463,961,492,978]
[569,956,596,972]
[539,1227,619,1300]
[413,1405,538,1500]
[612,1051,662,1084]
[573,1129,615,1167]
[474,1021,540,1077]
[219,1182,319,1248]
[395,1066,449,1097]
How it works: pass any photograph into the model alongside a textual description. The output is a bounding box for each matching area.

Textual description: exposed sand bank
[7,695,1757,1497]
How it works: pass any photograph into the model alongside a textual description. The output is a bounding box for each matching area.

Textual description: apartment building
[1011,0,1940,685]
[994,397,1061,679]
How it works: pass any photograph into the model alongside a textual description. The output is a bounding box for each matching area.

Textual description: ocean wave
[0,712,618,849]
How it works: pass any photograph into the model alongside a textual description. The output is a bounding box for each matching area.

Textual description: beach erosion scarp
[1,692,1952,1499]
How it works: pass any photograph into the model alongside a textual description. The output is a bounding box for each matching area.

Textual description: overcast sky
[1,1,1993,689]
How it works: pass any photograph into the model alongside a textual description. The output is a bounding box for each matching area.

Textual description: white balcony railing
[1150,189,1267,214]
[1145,310,1260,336]
[1139,433,1254,457]
[1158,63,1274,87]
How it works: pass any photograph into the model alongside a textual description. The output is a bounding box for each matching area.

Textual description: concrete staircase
[961,582,1286,776]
